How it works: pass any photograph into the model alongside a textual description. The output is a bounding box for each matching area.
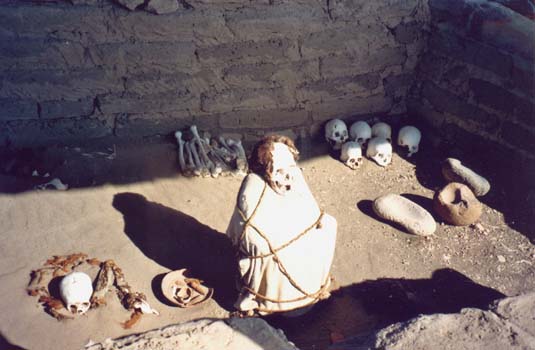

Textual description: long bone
[218,136,237,156]
[227,138,248,174]
[198,136,223,178]
[185,141,201,176]
[174,131,187,173]
[212,143,235,163]
[190,125,216,177]
[202,137,228,177]
[189,139,210,177]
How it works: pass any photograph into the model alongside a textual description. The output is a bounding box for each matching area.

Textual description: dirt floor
[1,134,534,350]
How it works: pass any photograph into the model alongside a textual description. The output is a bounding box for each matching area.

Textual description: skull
[371,122,392,142]
[269,142,298,195]
[340,141,363,170]
[397,126,421,157]
[324,119,349,150]
[59,272,93,315]
[350,121,372,146]
[366,137,392,167]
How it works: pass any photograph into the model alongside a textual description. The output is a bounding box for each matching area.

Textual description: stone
[442,158,491,196]
[433,182,482,226]
[84,317,298,350]
[114,0,145,11]
[330,292,535,350]
[0,98,37,121]
[373,194,436,236]
[146,0,180,15]
[393,21,420,44]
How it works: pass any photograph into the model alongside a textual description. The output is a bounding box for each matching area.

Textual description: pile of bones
[174,125,248,178]
[324,118,421,168]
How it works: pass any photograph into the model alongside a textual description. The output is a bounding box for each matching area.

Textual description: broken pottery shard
[146,0,180,14]
[114,0,145,11]
[442,158,490,196]
[433,183,482,226]
[373,194,436,236]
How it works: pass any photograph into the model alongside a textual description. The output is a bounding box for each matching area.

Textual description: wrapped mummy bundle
[227,135,337,315]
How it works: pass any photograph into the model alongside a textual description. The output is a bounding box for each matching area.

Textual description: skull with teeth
[371,122,392,142]
[340,141,363,170]
[249,135,300,195]
[324,119,349,150]
[366,137,392,167]
[350,121,372,146]
[397,126,421,157]
[59,271,93,315]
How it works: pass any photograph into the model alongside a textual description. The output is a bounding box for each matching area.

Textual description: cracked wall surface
[0,0,429,146]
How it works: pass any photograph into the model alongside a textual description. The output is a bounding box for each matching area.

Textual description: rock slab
[442,158,491,196]
[330,292,535,350]
[84,318,298,350]
[373,194,436,236]
[146,0,180,14]
[114,0,145,10]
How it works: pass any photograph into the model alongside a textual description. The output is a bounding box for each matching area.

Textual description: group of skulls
[174,125,248,178]
[324,118,422,169]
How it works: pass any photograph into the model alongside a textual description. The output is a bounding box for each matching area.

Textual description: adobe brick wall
[409,0,535,160]
[0,0,429,146]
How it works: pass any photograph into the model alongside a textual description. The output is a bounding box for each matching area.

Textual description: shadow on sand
[265,268,506,350]
[112,192,238,311]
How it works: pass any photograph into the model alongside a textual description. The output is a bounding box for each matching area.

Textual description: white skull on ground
[340,141,363,170]
[350,121,372,146]
[270,142,298,195]
[366,137,392,167]
[398,126,421,157]
[59,271,93,315]
[371,122,392,142]
[324,119,349,150]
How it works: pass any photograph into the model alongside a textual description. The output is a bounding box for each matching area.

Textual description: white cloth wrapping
[226,169,337,314]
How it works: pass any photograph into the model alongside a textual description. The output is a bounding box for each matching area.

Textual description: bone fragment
[91,260,115,308]
[174,131,187,173]
[184,142,199,176]
[35,178,68,191]
[227,138,248,174]
[189,140,210,177]
[190,125,215,177]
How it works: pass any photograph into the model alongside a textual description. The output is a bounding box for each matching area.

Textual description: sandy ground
[1,137,534,350]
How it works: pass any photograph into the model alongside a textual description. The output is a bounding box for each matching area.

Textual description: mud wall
[409,0,535,160]
[0,0,429,146]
